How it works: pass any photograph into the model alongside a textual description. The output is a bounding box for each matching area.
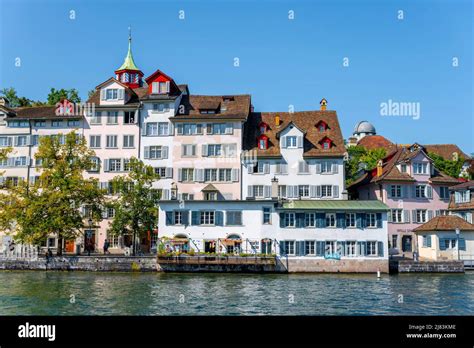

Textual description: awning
[171,238,189,245]
[220,238,242,246]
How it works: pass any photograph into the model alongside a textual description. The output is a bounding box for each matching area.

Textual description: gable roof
[423,144,470,161]
[357,135,394,152]
[243,110,345,158]
[449,180,474,191]
[413,215,474,232]
[275,121,306,136]
[172,94,251,121]
[95,77,131,90]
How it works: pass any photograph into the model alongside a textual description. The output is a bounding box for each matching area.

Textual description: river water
[0,271,473,315]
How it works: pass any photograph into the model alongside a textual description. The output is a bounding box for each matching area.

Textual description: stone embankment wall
[284,258,389,273]
[392,260,464,273]
[0,256,157,272]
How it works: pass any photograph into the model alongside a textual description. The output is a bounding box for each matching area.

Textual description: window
[91,111,102,124]
[416,210,427,223]
[174,211,183,225]
[391,209,403,223]
[34,120,46,127]
[218,168,232,182]
[321,185,332,197]
[366,241,377,256]
[200,211,215,225]
[390,185,402,198]
[146,146,161,159]
[400,164,407,173]
[181,193,194,201]
[182,144,196,157]
[305,213,316,227]
[208,144,222,157]
[107,111,118,124]
[298,161,309,174]
[321,161,332,173]
[325,213,336,227]
[123,135,134,148]
[204,192,217,201]
[107,208,115,219]
[210,123,226,134]
[89,135,101,148]
[89,157,100,172]
[6,177,20,187]
[283,241,295,255]
[415,185,427,198]
[286,136,297,148]
[253,185,265,198]
[439,187,449,200]
[345,241,357,257]
[124,111,135,124]
[0,137,11,147]
[52,120,63,127]
[181,168,194,182]
[159,82,169,94]
[366,213,377,227]
[455,190,470,203]
[109,159,122,172]
[299,185,310,198]
[413,162,428,174]
[16,136,28,146]
[14,157,27,166]
[305,241,315,255]
[154,167,166,177]
[68,120,80,127]
[391,235,398,249]
[323,142,330,149]
[263,207,271,224]
[106,89,118,100]
[285,213,296,227]
[123,159,131,172]
[278,185,287,198]
[319,124,326,132]
[325,241,336,255]
[227,211,242,226]
[259,139,266,150]
[8,120,29,128]
[152,103,170,112]
[158,123,169,135]
[106,135,118,148]
[443,239,458,249]
[422,235,432,248]
[204,169,218,182]
[251,162,268,174]
[180,123,202,135]
[346,213,356,227]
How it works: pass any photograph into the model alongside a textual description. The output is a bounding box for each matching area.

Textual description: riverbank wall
[0,256,157,272]
[389,260,465,273]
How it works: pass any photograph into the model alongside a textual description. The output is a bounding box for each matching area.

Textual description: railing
[460,254,474,269]
[0,244,39,260]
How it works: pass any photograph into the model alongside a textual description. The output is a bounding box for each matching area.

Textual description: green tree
[0,132,104,255]
[46,88,81,105]
[88,89,96,99]
[428,152,465,178]
[345,146,387,185]
[108,158,160,255]
[0,87,32,107]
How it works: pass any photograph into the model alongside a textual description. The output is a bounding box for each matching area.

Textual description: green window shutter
[279,213,285,228]
[459,238,466,251]
[316,241,324,256]
[377,242,384,257]
[181,211,189,225]
[376,213,382,228]
[336,213,345,228]
[279,241,286,256]
[215,211,224,226]
[356,214,363,228]
[166,212,174,225]
[316,213,325,228]
[191,211,199,225]
[427,235,432,248]
[439,238,446,250]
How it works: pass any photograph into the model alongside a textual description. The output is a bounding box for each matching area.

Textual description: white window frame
[285,213,296,228]
[366,213,377,227]
[325,213,336,228]
[286,136,297,148]
[345,213,356,227]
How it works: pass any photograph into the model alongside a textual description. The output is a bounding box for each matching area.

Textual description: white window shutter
[403,210,410,223]
[144,147,150,159]
[231,168,239,182]
[316,185,322,198]
[315,162,321,174]
[247,186,254,198]
[332,162,338,174]
[197,168,204,182]
[332,185,339,198]
[310,185,317,198]
[103,159,110,172]
[165,81,170,93]
[165,167,173,178]
[225,123,233,134]
[264,162,270,174]
[281,136,287,149]
[282,163,288,174]
[162,189,170,200]
[100,89,106,100]
[264,186,271,198]
[297,136,303,148]
[426,185,433,199]
[152,82,158,94]
[248,164,254,174]
[142,124,148,136]
[169,123,174,135]
[178,169,183,182]
[412,210,417,223]
[202,144,208,157]
[118,89,124,100]
[387,211,392,222]
[162,146,169,159]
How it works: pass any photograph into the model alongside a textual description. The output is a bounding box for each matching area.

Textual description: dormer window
[320,137,333,150]
[315,121,328,132]
[223,96,234,102]
[106,89,118,100]
[200,109,216,114]
[151,81,170,94]
[258,122,269,134]
[258,135,268,150]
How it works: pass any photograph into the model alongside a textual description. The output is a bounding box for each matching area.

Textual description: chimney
[275,115,280,127]
[271,176,279,199]
[320,98,327,111]
[376,160,383,177]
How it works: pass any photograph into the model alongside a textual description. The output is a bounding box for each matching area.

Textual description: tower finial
[128,26,131,43]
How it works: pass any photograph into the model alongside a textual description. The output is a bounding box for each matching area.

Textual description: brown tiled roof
[449,180,474,191]
[243,110,345,158]
[413,215,474,232]
[172,94,251,121]
[7,106,84,119]
[424,144,469,161]
[357,135,394,151]
[429,170,460,185]
[448,180,474,211]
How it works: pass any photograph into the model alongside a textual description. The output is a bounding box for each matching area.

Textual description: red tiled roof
[357,135,394,151]
[424,144,469,161]
[413,215,474,232]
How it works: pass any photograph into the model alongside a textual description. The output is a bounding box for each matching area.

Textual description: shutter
[279,213,285,228]
[315,161,321,174]
[162,146,169,159]
[297,136,303,148]
[247,185,254,198]
[14,136,19,146]
[247,164,254,174]
[182,211,189,225]
[435,210,440,217]
[118,89,124,100]
[166,212,174,225]
[377,242,384,257]
[178,169,183,182]
[316,213,325,228]
[358,241,366,256]
[144,147,150,159]
[427,235,432,248]
[196,124,203,134]
[100,89,106,100]
[298,161,303,174]
[316,185,322,198]
[264,186,271,198]
[332,186,339,198]
[427,210,433,221]
[356,214,362,228]
[336,213,345,228]
[459,238,466,251]
[197,168,204,182]
[169,122,174,135]
[412,210,417,223]
[316,241,324,256]
[162,189,170,200]
[231,168,239,182]
[387,210,392,223]
[403,210,410,223]
[165,81,170,93]
[103,159,110,172]
[296,241,305,256]
[411,185,416,198]
[264,162,270,174]
[293,185,299,198]
[281,136,287,148]
[177,124,184,135]
[141,124,148,136]
[295,213,304,228]
[337,241,344,256]
[376,213,382,228]
[202,144,208,157]
[426,185,433,199]
[165,167,173,179]
[310,185,317,198]
[216,211,224,226]
[332,162,338,174]
[439,238,446,250]
[275,163,281,174]
[281,163,288,174]
[191,211,199,225]
[206,124,213,134]
[279,241,286,255]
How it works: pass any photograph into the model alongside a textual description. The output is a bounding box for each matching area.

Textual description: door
[402,235,412,252]
[261,240,272,254]
[204,241,216,253]
[65,240,75,253]
[84,230,96,252]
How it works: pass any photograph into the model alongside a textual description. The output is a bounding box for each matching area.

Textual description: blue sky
[0,0,472,153]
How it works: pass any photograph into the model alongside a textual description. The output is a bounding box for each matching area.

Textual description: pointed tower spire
[115,27,143,88]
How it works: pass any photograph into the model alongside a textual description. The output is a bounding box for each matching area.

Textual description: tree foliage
[345,146,387,185]
[428,152,465,179]
[108,158,160,255]
[0,132,104,254]
[46,88,81,105]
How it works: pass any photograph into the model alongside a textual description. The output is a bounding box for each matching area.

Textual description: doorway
[84,230,96,252]
[402,235,412,252]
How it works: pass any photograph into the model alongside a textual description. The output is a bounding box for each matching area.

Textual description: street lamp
[455,228,460,261]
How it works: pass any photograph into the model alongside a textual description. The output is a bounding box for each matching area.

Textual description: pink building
[349,143,459,258]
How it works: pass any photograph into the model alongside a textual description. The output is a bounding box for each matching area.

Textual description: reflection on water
[0,271,473,315]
